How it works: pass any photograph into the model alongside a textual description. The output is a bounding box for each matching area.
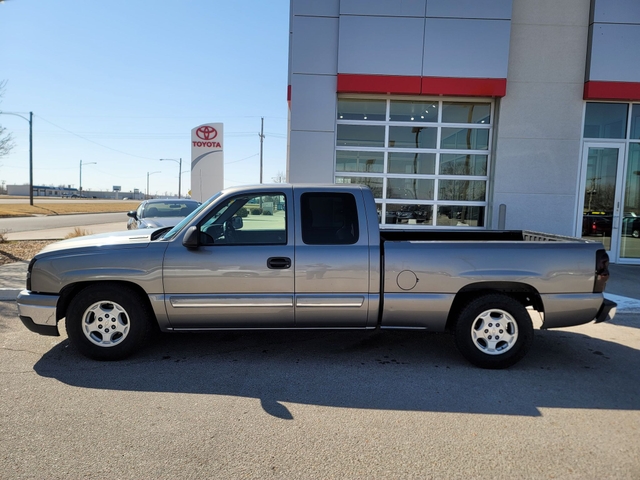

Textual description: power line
[35,114,157,160]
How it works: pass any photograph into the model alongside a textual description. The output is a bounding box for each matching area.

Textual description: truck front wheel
[454,294,533,369]
[65,284,153,360]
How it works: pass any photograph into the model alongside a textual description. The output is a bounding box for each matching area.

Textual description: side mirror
[231,216,243,229]
[127,211,137,219]
[182,226,200,249]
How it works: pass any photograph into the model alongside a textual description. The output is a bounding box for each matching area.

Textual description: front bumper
[595,298,617,324]
[16,290,60,337]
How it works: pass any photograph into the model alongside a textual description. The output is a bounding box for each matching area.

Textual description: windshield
[142,200,200,219]
[161,192,222,241]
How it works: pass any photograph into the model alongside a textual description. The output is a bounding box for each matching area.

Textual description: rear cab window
[300,192,359,245]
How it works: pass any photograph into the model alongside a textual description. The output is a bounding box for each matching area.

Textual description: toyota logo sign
[196,125,217,140]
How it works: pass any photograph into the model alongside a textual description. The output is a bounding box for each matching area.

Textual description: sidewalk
[4,222,126,241]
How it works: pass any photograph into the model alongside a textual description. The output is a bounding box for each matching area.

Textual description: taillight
[594,249,609,293]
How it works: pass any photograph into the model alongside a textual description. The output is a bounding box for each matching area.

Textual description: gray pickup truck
[17,184,616,368]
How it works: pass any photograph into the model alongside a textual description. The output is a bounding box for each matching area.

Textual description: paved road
[1,301,639,479]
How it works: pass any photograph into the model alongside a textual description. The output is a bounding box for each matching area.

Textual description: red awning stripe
[336,74,506,97]
[584,81,640,101]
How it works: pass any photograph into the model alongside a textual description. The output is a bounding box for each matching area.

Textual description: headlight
[26,257,37,291]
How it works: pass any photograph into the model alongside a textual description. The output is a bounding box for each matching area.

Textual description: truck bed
[380,229,588,243]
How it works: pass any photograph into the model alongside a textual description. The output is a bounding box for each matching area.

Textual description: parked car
[582,212,640,238]
[582,212,612,237]
[622,213,640,238]
[127,199,200,230]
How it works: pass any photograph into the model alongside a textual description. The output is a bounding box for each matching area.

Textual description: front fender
[31,243,168,295]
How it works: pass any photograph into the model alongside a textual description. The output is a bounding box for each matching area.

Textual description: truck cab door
[162,189,294,328]
[293,189,373,328]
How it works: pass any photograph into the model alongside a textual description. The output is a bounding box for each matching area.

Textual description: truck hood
[37,229,155,256]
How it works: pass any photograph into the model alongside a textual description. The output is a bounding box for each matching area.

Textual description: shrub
[252,208,263,215]
[0,229,8,243]
[64,227,93,239]
[237,207,249,218]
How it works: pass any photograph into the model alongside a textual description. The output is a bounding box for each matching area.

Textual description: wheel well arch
[56,281,156,323]
[444,282,543,332]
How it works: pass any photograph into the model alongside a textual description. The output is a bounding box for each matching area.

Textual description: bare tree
[0,80,16,158]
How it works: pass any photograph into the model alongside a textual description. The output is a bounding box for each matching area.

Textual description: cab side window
[301,193,359,245]
[199,193,287,246]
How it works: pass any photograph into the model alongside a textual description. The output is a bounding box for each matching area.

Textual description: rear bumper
[595,298,617,324]
[541,293,616,329]
[16,290,60,337]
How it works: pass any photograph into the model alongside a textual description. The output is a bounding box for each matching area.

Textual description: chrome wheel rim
[471,308,518,355]
[81,301,130,347]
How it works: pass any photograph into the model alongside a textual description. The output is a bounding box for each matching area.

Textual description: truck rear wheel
[65,284,153,360]
[454,294,533,369]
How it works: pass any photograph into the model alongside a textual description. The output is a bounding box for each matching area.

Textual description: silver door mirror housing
[182,226,199,249]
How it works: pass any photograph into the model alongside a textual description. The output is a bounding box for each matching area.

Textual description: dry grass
[0,240,58,266]
[64,227,93,239]
[0,200,140,217]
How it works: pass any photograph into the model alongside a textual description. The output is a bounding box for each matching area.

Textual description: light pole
[79,160,97,197]
[147,171,160,199]
[1,111,33,205]
[159,158,182,198]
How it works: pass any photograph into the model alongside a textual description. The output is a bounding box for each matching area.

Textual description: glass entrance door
[620,143,640,262]
[579,143,625,259]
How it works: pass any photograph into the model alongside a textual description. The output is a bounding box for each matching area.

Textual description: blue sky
[0,0,290,197]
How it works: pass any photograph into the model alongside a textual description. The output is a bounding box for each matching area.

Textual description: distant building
[6,185,144,200]
[7,185,77,197]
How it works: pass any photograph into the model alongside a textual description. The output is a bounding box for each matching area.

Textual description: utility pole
[259,117,264,184]
[0,111,33,205]
[28,111,33,205]
[160,158,182,198]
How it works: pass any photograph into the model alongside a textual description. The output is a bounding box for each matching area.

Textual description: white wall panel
[292,0,339,17]
[506,24,588,83]
[288,131,336,183]
[498,84,584,141]
[291,16,339,75]
[492,192,577,234]
[426,0,512,19]
[340,0,426,17]
[290,74,337,132]
[490,0,590,234]
[338,16,425,75]
[588,24,640,82]
[513,0,589,26]
[423,19,510,78]
[592,0,640,24]
[493,138,581,195]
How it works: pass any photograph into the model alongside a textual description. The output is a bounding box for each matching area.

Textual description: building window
[584,102,628,139]
[335,97,491,227]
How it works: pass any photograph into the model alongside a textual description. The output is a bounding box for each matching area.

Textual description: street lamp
[79,159,97,197]
[0,111,33,205]
[147,171,160,199]
[159,158,182,198]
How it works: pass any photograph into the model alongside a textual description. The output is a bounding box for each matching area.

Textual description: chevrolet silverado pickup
[17,184,616,368]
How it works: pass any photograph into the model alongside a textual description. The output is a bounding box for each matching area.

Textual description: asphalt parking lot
[1,299,639,479]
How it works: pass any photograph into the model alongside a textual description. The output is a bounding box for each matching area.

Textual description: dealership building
[286,0,640,264]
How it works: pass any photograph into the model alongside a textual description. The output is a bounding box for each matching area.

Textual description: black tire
[65,283,154,360]
[454,294,533,369]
